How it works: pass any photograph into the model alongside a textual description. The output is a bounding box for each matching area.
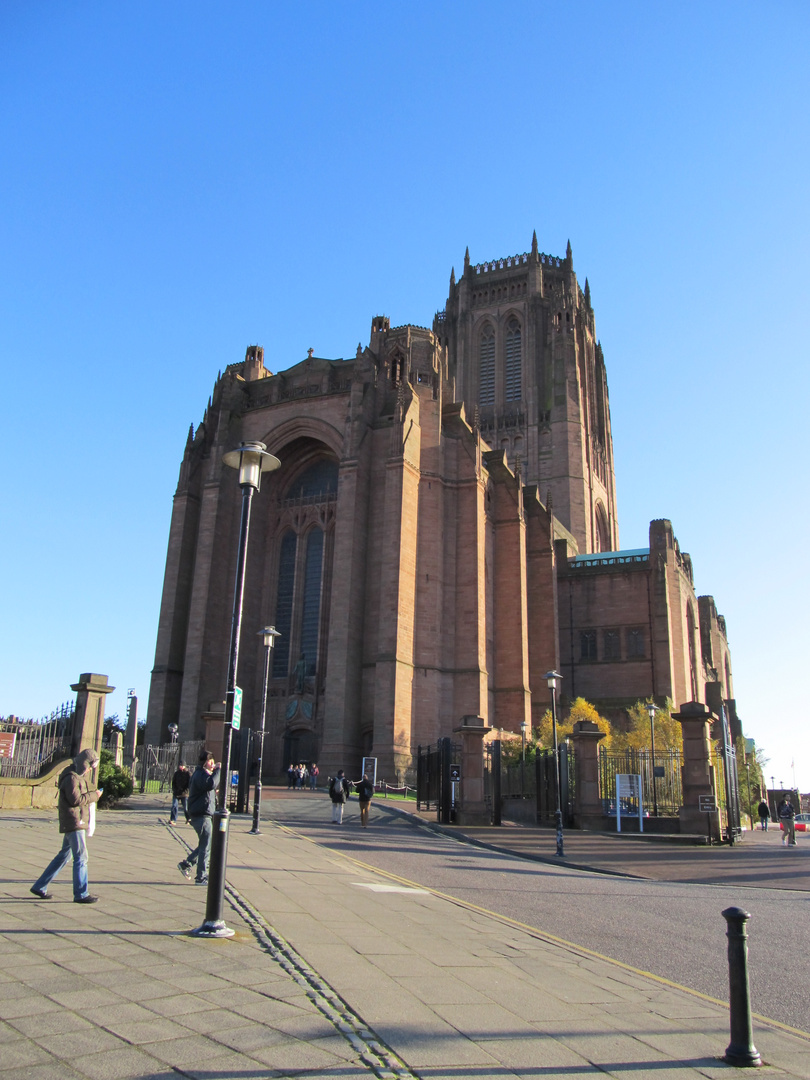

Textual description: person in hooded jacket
[178,750,221,883]
[31,748,102,904]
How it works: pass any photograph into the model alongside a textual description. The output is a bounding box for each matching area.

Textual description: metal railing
[0,707,74,778]
[599,747,682,817]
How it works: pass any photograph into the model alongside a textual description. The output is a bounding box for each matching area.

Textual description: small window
[603,630,620,661]
[580,631,597,661]
[627,628,645,659]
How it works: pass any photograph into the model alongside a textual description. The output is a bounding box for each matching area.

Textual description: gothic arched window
[594,502,610,553]
[479,326,495,406]
[273,531,298,677]
[300,528,324,676]
[505,318,521,402]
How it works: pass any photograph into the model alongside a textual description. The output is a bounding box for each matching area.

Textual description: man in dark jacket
[178,751,220,883]
[31,748,101,903]
[355,773,374,828]
[329,770,350,824]
[170,762,190,823]
[778,796,797,846]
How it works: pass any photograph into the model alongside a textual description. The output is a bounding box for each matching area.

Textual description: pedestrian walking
[309,763,319,789]
[178,751,221,883]
[31,748,102,904]
[170,761,190,823]
[757,798,770,831]
[286,763,295,788]
[329,770,350,823]
[354,772,374,828]
[778,795,797,846]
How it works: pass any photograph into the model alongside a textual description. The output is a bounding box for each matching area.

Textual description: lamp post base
[191,920,235,939]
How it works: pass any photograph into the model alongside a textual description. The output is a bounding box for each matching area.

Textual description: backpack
[330,777,344,802]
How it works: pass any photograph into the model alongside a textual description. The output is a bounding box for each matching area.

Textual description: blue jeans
[33,831,89,900]
[187,816,212,881]
[170,796,188,822]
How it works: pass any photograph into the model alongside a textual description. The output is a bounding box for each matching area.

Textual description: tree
[97,749,134,807]
[736,737,768,826]
[611,699,683,754]
[102,713,126,747]
[535,697,611,749]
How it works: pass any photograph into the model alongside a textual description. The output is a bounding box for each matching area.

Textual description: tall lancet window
[505,318,522,402]
[479,327,495,406]
[300,529,324,676]
[273,531,297,677]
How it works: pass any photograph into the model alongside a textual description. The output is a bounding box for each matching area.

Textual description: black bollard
[722,907,761,1067]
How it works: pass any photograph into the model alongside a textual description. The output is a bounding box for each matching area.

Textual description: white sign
[361,756,377,785]
[616,773,644,833]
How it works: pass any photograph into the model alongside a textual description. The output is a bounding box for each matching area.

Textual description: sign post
[616,774,643,833]
[699,793,718,845]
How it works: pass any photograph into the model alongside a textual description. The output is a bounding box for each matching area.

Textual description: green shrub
[97,749,134,807]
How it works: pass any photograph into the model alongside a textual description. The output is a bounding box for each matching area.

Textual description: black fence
[599,747,682,818]
[416,738,460,823]
[536,745,574,826]
[0,705,75,778]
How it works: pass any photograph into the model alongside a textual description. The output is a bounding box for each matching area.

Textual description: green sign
[232,686,242,730]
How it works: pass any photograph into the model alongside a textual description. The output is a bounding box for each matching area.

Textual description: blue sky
[1,2,808,791]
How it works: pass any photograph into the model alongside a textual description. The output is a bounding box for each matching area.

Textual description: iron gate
[416,738,459,824]
[536,745,573,827]
[599,747,682,817]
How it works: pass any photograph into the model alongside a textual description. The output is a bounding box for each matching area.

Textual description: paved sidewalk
[1,797,809,1080]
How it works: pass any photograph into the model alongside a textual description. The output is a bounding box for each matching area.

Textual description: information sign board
[616,773,644,833]
[0,732,16,759]
[699,795,718,813]
[449,764,461,782]
[361,756,377,785]
[232,686,242,731]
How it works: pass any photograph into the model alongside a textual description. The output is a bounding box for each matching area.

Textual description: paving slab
[0,796,808,1080]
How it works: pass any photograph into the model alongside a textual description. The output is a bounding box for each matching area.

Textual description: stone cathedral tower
[436,233,618,554]
[146,232,738,782]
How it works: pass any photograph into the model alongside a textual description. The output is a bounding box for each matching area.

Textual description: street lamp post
[250,625,281,835]
[646,701,659,817]
[520,718,528,796]
[544,670,564,857]
[193,442,280,939]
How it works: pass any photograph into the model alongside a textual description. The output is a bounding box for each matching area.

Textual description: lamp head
[258,625,281,649]
[544,670,562,691]
[223,441,281,490]
[646,701,656,720]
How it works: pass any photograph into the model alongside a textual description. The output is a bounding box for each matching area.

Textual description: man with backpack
[329,770,350,823]
[354,772,374,828]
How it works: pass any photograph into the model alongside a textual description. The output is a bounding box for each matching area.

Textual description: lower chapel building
[145,235,739,779]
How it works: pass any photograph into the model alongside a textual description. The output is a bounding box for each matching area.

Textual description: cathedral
[145,233,737,780]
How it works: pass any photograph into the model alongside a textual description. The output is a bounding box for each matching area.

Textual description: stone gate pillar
[70,673,114,761]
[672,701,720,840]
[570,720,606,830]
[453,715,490,825]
